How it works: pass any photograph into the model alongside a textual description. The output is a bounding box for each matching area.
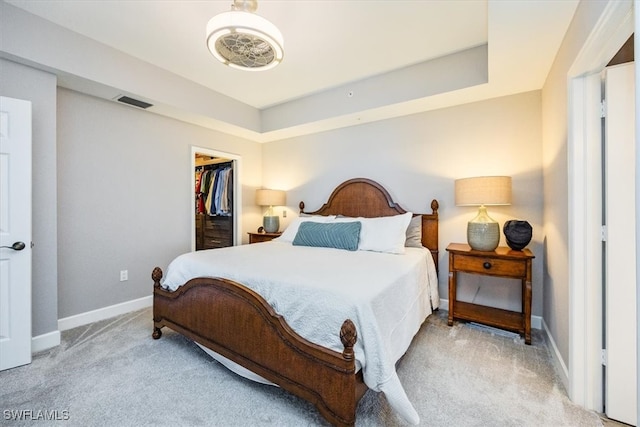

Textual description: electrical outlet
[120,270,128,282]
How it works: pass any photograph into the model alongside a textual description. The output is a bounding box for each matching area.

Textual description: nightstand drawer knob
[483,261,492,269]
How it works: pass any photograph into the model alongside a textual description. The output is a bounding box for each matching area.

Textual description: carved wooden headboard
[299,178,439,271]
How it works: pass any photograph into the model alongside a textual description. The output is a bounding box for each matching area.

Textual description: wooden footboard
[152,267,367,427]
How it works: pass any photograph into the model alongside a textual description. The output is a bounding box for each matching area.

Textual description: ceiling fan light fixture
[206,1,284,71]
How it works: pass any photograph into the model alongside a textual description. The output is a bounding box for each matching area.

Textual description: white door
[0,96,32,371]
[604,62,637,425]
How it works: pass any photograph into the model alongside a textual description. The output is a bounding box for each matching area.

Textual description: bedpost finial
[152,267,163,287]
[340,319,357,361]
[431,199,439,214]
[299,201,305,213]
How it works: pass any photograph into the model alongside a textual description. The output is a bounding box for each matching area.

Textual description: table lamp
[255,189,286,233]
[455,176,512,251]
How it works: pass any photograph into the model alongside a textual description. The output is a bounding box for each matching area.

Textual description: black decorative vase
[503,220,532,251]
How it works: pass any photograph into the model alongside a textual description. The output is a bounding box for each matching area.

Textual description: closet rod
[196,162,233,171]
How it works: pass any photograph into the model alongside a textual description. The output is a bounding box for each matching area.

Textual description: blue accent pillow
[292,221,361,251]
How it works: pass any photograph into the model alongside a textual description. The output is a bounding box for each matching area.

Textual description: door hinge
[600,100,606,118]
[601,225,607,242]
[601,349,607,366]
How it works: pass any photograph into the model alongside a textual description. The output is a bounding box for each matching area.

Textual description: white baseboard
[531,315,542,330]
[542,317,569,391]
[58,295,153,332]
[439,298,542,330]
[32,330,61,353]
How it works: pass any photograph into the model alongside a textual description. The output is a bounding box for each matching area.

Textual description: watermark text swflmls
[3,409,70,421]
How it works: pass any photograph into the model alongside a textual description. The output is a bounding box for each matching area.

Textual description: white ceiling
[5,0,580,139]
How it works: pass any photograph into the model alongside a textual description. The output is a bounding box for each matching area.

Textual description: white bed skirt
[196,342,277,386]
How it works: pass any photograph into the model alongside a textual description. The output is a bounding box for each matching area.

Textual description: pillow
[405,215,423,248]
[292,221,361,251]
[276,215,335,243]
[358,212,412,254]
[332,212,413,254]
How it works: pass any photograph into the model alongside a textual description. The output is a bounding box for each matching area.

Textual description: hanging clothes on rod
[196,162,233,216]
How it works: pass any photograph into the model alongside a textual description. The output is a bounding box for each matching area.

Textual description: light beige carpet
[0,308,603,426]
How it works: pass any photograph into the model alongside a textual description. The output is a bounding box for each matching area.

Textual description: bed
[151,178,439,426]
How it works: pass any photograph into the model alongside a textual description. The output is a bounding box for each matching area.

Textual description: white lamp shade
[455,176,512,206]
[255,189,286,207]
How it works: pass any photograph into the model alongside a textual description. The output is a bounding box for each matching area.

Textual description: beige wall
[56,88,263,318]
[263,91,544,316]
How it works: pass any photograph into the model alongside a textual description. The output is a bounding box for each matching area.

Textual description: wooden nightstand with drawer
[446,243,535,344]
[248,232,282,244]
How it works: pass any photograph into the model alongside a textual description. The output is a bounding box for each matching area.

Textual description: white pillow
[359,212,413,254]
[333,212,413,254]
[276,215,336,243]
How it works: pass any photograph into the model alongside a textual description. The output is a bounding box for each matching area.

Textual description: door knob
[1,241,26,251]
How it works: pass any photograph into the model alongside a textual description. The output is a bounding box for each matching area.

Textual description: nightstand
[248,232,282,244]
[446,243,535,344]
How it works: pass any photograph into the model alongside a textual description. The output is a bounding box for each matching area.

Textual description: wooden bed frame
[152,178,439,426]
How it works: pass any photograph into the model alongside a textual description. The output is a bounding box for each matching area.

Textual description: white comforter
[161,241,439,424]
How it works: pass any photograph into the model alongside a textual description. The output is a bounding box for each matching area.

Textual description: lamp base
[263,216,279,233]
[466,205,500,251]
[467,221,500,251]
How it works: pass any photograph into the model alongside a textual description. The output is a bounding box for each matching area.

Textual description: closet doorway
[191,146,242,251]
